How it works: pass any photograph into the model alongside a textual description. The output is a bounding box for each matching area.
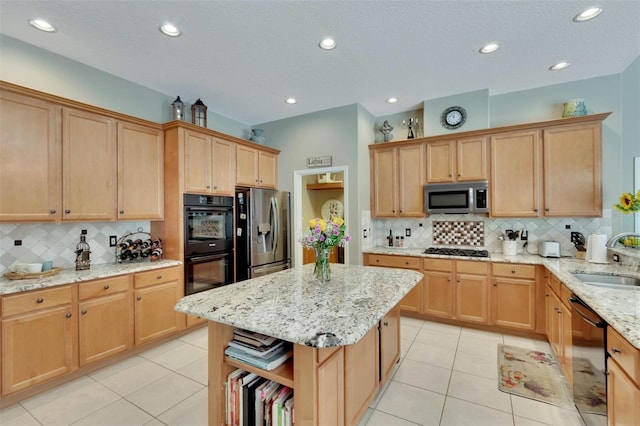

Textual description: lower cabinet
[379,304,400,384]
[344,326,379,425]
[423,259,455,318]
[545,277,572,384]
[363,254,422,313]
[491,263,536,330]
[1,286,77,395]
[133,267,181,345]
[607,327,640,426]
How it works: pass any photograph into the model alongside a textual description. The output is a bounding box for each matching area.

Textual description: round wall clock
[441,106,467,129]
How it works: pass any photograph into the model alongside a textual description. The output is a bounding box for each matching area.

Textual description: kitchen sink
[571,272,640,290]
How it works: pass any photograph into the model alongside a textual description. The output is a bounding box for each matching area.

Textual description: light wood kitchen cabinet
[542,122,602,216]
[491,263,536,330]
[426,136,488,183]
[117,121,164,220]
[363,254,422,313]
[545,276,572,383]
[184,130,236,195]
[607,327,640,426]
[370,144,425,217]
[455,261,489,324]
[379,303,400,384]
[0,90,61,222]
[423,258,455,318]
[133,267,181,345]
[1,286,77,395]
[344,326,379,425]
[236,144,277,188]
[78,275,133,366]
[62,107,117,221]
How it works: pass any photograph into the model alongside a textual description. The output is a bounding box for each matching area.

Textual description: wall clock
[441,106,467,130]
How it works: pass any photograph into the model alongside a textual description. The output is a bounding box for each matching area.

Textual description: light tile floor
[0,318,588,426]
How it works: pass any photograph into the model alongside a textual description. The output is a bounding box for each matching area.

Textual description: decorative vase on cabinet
[313,247,331,282]
[250,129,266,144]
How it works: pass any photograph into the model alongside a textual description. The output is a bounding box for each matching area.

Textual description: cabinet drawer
[367,255,420,270]
[2,285,73,317]
[608,327,640,386]
[134,266,181,289]
[492,263,536,279]
[424,258,453,272]
[549,274,562,296]
[79,275,131,300]
[456,260,489,275]
[560,284,572,309]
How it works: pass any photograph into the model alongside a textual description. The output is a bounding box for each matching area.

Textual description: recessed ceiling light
[386,97,398,104]
[29,19,56,32]
[159,23,181,37]
[285,98,297,105]
[479,43,500,54]
[319,38,336,50]
[549,61,571,71]
[573,7,603,22]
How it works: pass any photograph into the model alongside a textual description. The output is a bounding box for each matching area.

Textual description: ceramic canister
[562,99,587,117]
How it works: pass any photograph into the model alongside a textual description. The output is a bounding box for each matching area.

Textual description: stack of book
[227,368,294,426]
[225,329,292,371]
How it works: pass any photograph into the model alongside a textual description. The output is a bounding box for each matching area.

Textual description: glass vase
[313,247,331,282]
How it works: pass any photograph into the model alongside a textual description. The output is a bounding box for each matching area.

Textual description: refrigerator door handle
[271,196,279,255]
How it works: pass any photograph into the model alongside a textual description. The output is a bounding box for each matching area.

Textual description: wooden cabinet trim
[78,275,132,301]
[134,266,181,288]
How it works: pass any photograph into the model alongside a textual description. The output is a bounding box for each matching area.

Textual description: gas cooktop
[423,247,490,258]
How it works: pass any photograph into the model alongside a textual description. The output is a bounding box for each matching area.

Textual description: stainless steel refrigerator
[235,188,291,281]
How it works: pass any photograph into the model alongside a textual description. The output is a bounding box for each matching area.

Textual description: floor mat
[572,356,606,414]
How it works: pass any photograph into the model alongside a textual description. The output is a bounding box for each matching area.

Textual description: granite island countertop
[0,259,182,295]
[174,263,423,348]
[364,247,640,349]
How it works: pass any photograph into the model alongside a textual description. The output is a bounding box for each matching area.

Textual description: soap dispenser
[75,231,91,270]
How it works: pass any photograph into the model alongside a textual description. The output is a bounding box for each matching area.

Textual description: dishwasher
[568,295,608,426]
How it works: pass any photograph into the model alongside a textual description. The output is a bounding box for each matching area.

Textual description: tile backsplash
[366,210,613,256]
[0,221,150,274]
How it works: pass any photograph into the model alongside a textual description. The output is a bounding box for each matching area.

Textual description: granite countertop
[0,260,182,295]
[364,247,640,349]
[174,264,423,348]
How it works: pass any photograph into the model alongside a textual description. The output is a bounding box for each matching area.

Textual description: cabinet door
[236,145,258,187]
[399,280,422,313]
[344,326,379,425]
[62,108,116,221]
[457,136,487,181]
[543,123,602,216]
[426,140,455,183]
[492,277,536,330]
[2,306,76,395]
[118,122,163,220]
[490,130,541,217]
[560,300,572,385]
[370,147,398,217]
[423,271,455,318]
[184,130,213,193]
[134,281,179,345]
[456,273,488,323]
[398,144,425,216]
[211,138,236,195]
[379,304,400,384]
[608,359,640,426]
[0,91,61,222]
[79,292,133,366]
[316,347,344,426]
[257,150,277,188]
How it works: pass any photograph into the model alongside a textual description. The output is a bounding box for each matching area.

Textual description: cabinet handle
[157,275,162,280]
[457,279,461,284]
[66,313,72,318]
[493,281,497,287]
[611,347,621,354]
[458,174,461,177]
[65,209,71,214]
[392,209,396,213]
[104,284,110,290]
[399,210,403,213]
[37,297,44,303]
[447,278,451,282]
[213,186,217,190]
[255,179,259,183]
[137,296,142,301]
[81,309,87,315]
[376,259,379,263]
[545,208,550,212]
[383,321,389,327]
[534,208,538,212]
[206,185,211,189]
[259,180,263,183]
[120,210,125,214]
[511,269,516,274]
[448,174,452,177]
[50,209,56,214]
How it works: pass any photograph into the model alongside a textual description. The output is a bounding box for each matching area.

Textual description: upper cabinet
[236,144,278,189]
[0,82,165,223]
[0,90,61,222]
[183,129,236,195]
[426,136,488,183]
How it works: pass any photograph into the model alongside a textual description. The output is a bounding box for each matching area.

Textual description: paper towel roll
[587,233,608,263]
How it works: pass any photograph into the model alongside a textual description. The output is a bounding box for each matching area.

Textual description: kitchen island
[174,263,423,426]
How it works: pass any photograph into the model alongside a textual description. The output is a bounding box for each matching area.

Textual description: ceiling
[1,1,639,125]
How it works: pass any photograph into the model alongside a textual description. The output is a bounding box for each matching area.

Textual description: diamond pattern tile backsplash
[0,221,150,274]
[367,210,612,256]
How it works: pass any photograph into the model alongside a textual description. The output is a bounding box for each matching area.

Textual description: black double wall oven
[184,194,234,295]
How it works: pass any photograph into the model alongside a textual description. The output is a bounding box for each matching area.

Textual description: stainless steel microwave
[424,181,489,214]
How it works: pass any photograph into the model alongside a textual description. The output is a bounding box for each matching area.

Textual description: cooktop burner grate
[423,247,489,258]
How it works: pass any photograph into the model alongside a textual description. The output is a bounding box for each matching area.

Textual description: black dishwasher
[568,295,607,426]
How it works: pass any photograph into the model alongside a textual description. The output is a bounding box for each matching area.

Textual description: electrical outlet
[109,235,117,247]
[81,229,88,235]
[521,230,528,241]
[14,239,22,246]
[565,224,571,229]
[405,228,411,237]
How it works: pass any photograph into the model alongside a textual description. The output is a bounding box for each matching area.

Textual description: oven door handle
[186,206,228,212]
[568,296,606,328]
[187,253,228,263]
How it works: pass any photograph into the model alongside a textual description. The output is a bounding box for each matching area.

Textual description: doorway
[293,166,349,267]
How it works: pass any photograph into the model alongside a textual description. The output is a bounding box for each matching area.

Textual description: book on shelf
[243,376,267,426]
[271,386,293,426]
[234,329,279,347]
[228,339,287,358]
[284,397,294,426]
[257,381,281,426]
[227,369,248,426]
[225,345,293,371]
[236,372,259,426]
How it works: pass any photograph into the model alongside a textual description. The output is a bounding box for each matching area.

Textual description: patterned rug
[573,357,606,415]
[497,344,573,408]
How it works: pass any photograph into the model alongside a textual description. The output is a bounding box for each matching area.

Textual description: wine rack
[115,228,163,263]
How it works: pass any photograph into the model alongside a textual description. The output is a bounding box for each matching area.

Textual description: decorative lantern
[191,98,208,127]
[171,96,185,121]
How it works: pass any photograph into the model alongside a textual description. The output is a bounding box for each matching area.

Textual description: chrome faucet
[606,232,640,248]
